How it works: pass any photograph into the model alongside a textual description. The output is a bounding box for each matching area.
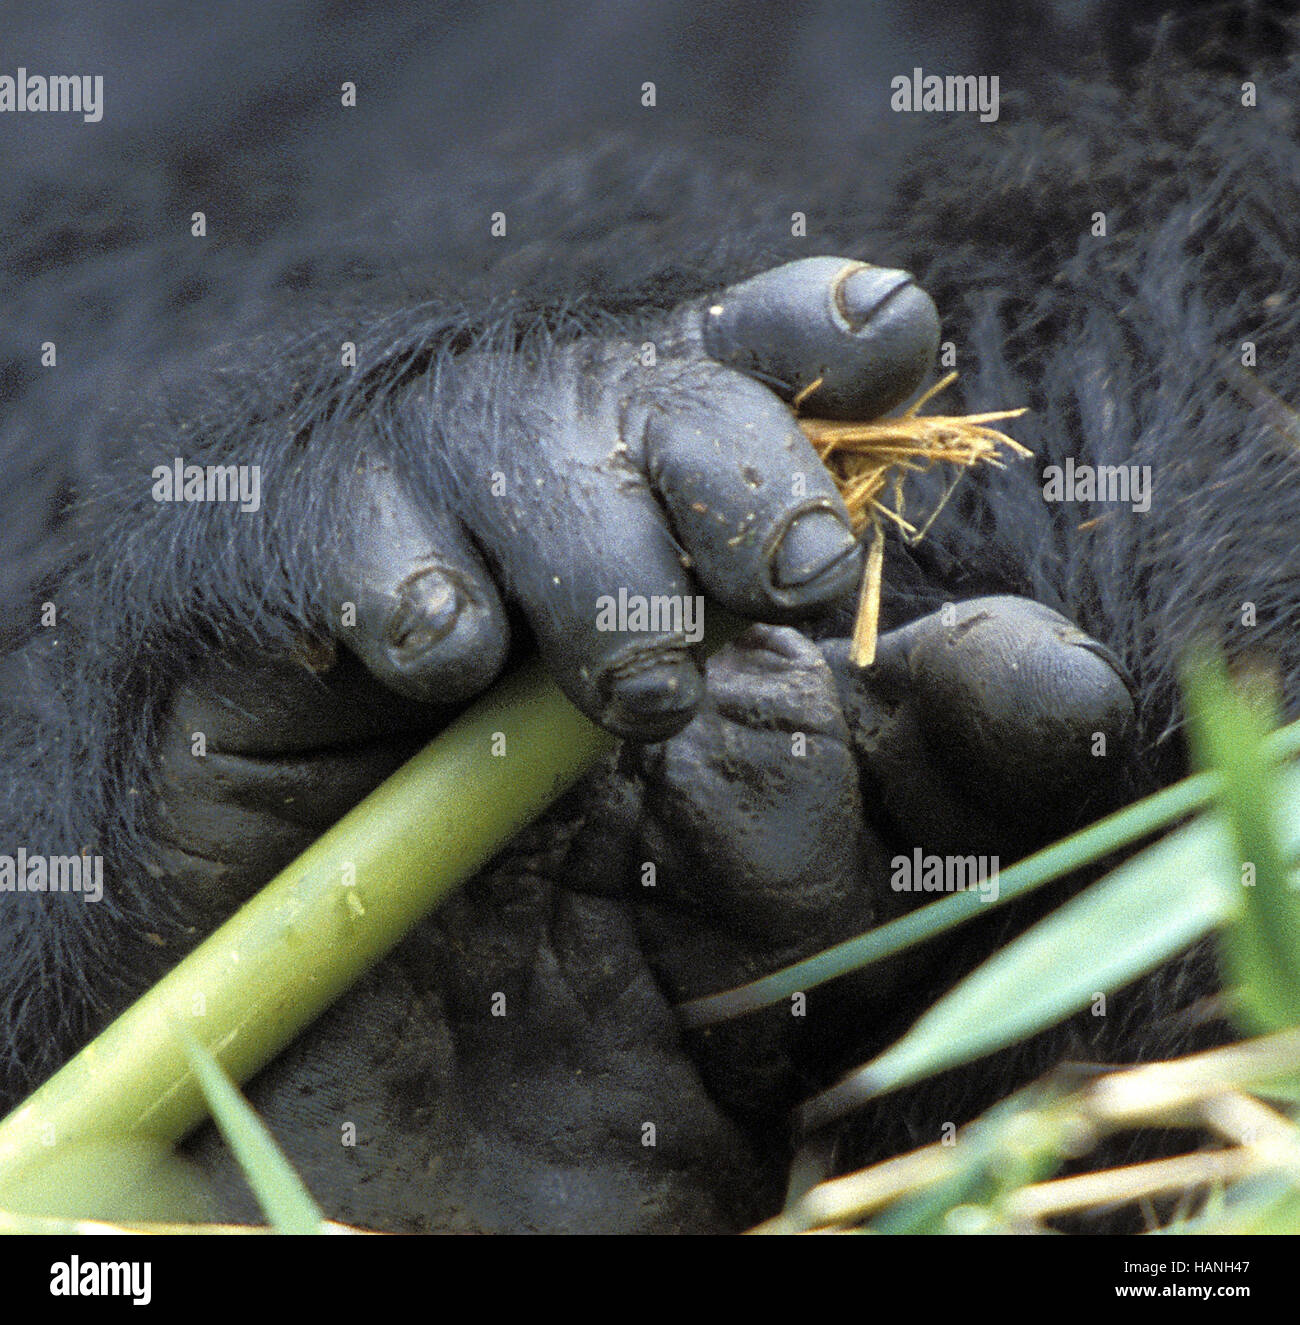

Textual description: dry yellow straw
[795,371,1031,666]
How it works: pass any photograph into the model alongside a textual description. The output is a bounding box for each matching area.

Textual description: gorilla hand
[177,599,1134,1232]
[146,258,940,907]
[12,254,1139,1234]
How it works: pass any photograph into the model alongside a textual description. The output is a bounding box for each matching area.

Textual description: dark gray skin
[151,257,943,898]
[135,261,1134,1231]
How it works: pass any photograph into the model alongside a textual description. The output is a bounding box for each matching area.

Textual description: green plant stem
[0,659,612,1172]
[0,609,747,1176]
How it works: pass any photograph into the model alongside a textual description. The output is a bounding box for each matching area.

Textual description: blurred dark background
[0,0,1284,637]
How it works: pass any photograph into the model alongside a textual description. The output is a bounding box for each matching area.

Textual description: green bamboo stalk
[0,658,614,1172]
[0,611,747,1177]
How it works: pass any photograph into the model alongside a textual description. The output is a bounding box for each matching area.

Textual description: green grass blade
[1185,653,1300,1034]
[680,713,1300,1029]
[801,665,1300,1130]
[178,1029,324,1234]
[801,814,1235,1129]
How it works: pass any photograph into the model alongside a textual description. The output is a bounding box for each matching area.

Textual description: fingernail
[600,648,703,740]
[833,266,916,333]
[385,567,461,658]
[771,510,859,591]
[1069,636,1139,706]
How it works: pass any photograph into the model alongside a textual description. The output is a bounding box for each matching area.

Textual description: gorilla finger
[641,369,862,615]
[884,596,1136,811]
[467,473,706,742]
[675,256,941,420]
[326,460,509,704]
